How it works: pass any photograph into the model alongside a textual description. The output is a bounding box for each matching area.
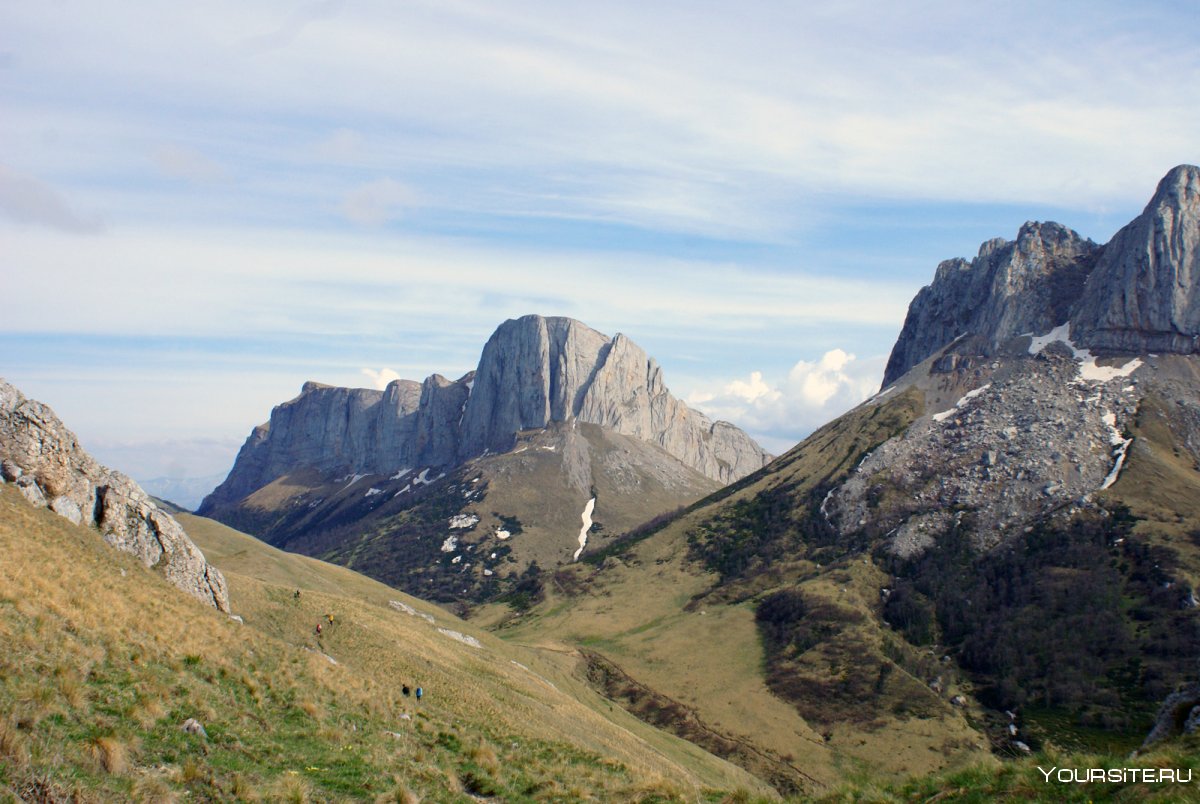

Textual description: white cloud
[341,178,418,226]
[315,127,366,163]
[0,164,103,233]
[362,367,402,389]
[688,349,887,450]
[152,145,231,184]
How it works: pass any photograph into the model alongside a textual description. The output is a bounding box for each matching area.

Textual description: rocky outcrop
[1142,683,1200,749]
[883,165,1200,387]
[830,349,1141,556]
[883,223,1099,386]
[1072,164,1200,354]
[0,379,229,612]
[462,317,770,483]
[203,316,769,515]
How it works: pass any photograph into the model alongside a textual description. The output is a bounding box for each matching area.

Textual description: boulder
[0,378,229,612]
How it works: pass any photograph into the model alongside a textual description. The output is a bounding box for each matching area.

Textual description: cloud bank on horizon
[1,0,1197,483]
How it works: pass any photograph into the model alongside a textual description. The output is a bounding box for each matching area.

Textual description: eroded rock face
[883,165,1200,387]
[883,222,1099,386]
[0,379,229,612]
[1072,164,1200,354]
[464,317,771,483]
[202,316,770,516]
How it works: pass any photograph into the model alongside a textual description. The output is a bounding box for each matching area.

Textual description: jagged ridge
[202,315,770,514]
[884,164,1200,386]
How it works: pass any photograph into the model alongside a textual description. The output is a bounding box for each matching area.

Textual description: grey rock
[0,378,229,612]
[884,222,1098,385]
[1142,684,1200,748]
[465,316,770,483]
[830,355,1141,555]
[1072,165,1200,353]
[180,718,208,738]
[883,165,1200,388]
[202,316,770,516]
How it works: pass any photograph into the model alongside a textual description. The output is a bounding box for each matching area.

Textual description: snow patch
[389,468,411,481]
[438,628,482,649]
[1027,323,1143,382]
[448,513,479,529]
[1079,356,1142,383]
[495,529,511,540]
[364,487,383,497]
[1100,438,1133,490]
[392,484,411,498]
[441,535,458,553]
[340,473,367,491]
[540,445,557,452]
[819,488,835,525]
[1027,323,1072,355]
[573,497,596,562]
[932,384,992,423]
[451,555,462,564]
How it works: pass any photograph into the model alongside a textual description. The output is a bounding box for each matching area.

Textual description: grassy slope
[0,485,769,802]
[493,390,993,796]
[211,422,719,607]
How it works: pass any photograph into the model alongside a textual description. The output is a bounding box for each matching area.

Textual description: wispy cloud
[0,165,103,233]
[152,145,231,184]
[341,178,418,226]
[236,0,345,54]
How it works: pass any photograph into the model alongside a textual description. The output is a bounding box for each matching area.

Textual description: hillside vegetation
[0,484,768,801]
[491,376,1200,798]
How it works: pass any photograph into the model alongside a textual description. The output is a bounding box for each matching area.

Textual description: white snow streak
[932,384,992,422]
[573,497,596,562]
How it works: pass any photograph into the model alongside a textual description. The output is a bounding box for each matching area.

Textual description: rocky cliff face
[0,379,229,612]
[883,164,1200,387]
[1071,164,1200,353]
[461,316,769,482]
[203,316,769,515]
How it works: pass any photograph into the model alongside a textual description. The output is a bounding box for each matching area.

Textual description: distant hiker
[315,623,323,636]
[402,685,410,697]
[294,589,301,601]
[326,613,335,625]
[415,687,423,702]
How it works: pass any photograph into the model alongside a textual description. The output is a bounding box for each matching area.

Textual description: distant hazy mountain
[138,472,228,511]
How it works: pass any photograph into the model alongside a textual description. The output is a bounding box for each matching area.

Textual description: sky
[2,0,1198,485]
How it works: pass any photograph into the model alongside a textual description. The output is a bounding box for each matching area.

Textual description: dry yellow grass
[0,483,768,801]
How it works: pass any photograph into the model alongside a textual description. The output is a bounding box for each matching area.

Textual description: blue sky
[2,0,1198,483]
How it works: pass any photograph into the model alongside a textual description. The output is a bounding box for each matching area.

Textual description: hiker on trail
[402,685,410,697]
[326,613,335,625]
[315,623,323,636]
[294,589,301,601]
[415,687,423,702]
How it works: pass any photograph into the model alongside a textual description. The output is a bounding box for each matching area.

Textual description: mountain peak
[885,166,1200,386]
[201,316,770,516]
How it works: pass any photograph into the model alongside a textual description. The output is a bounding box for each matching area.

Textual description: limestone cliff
[202,316,769,516]
[883,165,1200,387]
[1071,164,1200,353]
[0,379,229,612]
